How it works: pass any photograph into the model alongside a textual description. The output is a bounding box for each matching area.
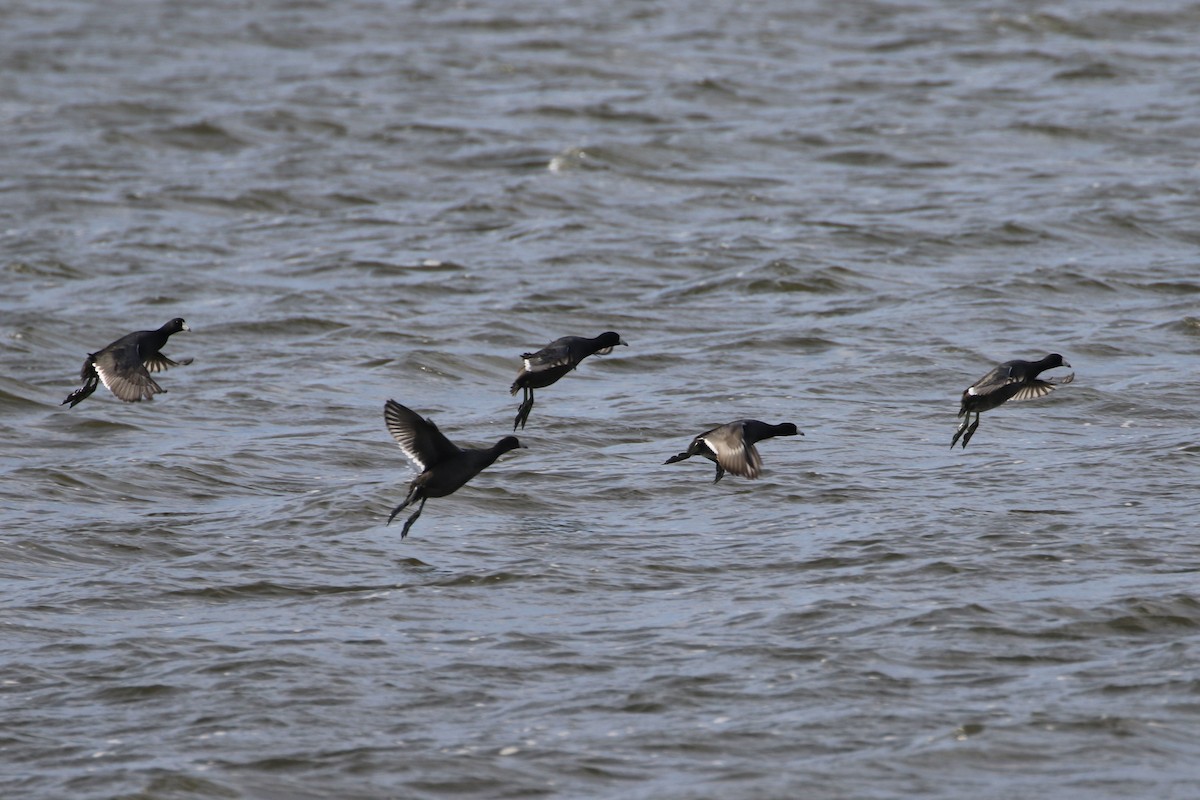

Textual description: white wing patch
[94,361,120,393]
[522,349,571,373]
[383,401,463,473]
[394,441,426,472]
[703,429,762,480]
[94,360,159,402]
[385,417,428,472]
[703,431,742,456]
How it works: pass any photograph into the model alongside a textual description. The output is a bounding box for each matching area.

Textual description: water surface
[2,1,1199,798]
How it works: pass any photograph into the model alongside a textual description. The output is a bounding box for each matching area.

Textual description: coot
[62,318,192,408]
[665,419,802,483]
[384,399,523,538]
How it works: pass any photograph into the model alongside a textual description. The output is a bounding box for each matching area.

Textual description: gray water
[2,1,1199,798]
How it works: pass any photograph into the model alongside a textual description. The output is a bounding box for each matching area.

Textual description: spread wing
[704,423,763,480]
[93,345,163,402]
[385,400,460,471]
[1010,371,1073,402]
[1009,381,1055,402]
[144,353,193,373]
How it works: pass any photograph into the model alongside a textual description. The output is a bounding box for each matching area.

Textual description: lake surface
[2,1,1199,798]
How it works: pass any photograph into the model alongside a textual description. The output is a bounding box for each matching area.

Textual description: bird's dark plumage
[62,318,192,408]
[509,331,626,430]
[664,419,802,483]
[384,400,522,538]
[951,353,1074,449]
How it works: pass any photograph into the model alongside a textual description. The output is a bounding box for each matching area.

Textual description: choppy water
[3,1,1199,798]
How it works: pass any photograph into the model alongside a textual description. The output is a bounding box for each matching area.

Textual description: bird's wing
[385,400,460,471]
[967,363,1020,397]
[1010,379,1057,402]
[93,345,161,402]
[143,353,193,373]
[520,338,576,373]
[704,423,763,480]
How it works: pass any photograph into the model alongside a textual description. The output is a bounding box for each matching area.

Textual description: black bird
[664,419,802,483]
[62,318,192,408]
[384,400,523,538]
[951,354,1074,449]
[510,331,626,430]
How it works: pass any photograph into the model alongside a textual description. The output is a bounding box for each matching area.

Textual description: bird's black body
[951,353,1074,449]
[665,419,801,483]
[384,400,522,538]
[510,331,626,430]
[63,318,192,408]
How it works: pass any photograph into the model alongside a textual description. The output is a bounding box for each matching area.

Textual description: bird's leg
[712,464,725,484]
[513,387,534,431]
[400,496,428,539]
[961,413,981,448]
[950,417,968,449]
[387,484,421,526]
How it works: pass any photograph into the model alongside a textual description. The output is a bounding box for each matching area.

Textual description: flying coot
[665,419,802,483]
[384,399,523,538]
[951,353,1074,449]
[62,318,192,408]
[510,331,627,430]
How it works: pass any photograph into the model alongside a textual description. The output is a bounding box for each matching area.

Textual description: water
[2,1,1199,797]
